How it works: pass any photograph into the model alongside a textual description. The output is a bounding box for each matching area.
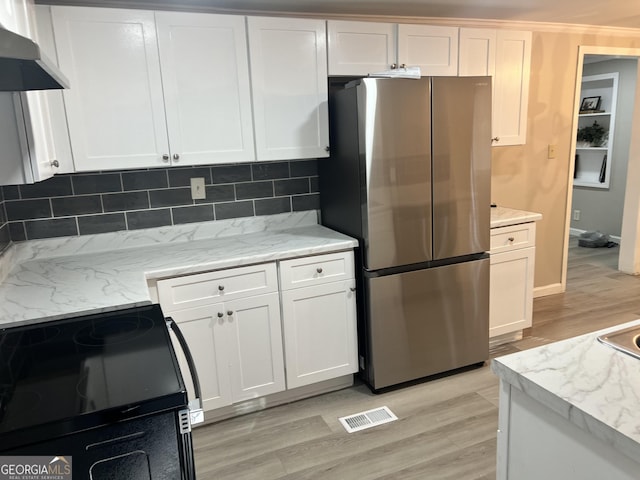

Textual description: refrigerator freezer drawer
[365,258,489,390]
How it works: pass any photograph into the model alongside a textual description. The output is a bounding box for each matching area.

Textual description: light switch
[548,144,557,159]
[190,177,206,200]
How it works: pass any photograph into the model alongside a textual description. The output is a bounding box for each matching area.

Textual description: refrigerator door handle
[166,317,204,425]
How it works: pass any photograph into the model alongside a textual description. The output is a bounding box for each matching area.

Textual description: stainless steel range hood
[0,26,69,91]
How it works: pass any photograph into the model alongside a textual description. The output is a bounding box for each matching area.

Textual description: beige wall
[491,31,640,289]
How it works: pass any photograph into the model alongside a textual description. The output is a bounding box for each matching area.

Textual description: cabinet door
[493,30,532,146]
[247,16,329,161]
[281,280,358,389]
[458,27,496,77]
[327,20,396,76]
[169,304,232,411]
[226,293,285,401]
[490,246,535,337]
[397,24,458,76]
[52,6,170,171]
[155,12,255,165]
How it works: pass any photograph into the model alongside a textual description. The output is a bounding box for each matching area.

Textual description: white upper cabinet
[459,28,531,146]
[397,24,459,76]
[51,7,255,171]
[493,30,532,146]
[458,27,496,77]
[52,7,169,171]
[155,12,255,165]
[327,20,397,76]
[247,16,329,161]
[0,0,62,185]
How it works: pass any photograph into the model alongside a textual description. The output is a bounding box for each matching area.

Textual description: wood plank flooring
[193,239,640,479]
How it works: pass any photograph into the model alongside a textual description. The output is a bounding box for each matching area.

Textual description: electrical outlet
[573,209,581,221]
[190,177,206,200]
[548,144,557,159]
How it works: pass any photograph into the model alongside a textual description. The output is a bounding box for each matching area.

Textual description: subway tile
[252,162,290,180]
[235,181,273,200]
[215,201,254,220]
[25,218,78,240]
[172,205,214,225]
[0,202,6,225]
[290,159,319,177]
[195,185,235,204]
[19,176,73,199]
[52,195,102,217]
[211,164,251,184]
[78,213,126,235]
[73,173,122,194]
[6,199,51,221]
[126,209,172,230]
[168,167,212,187]
[292,193,320,211]
[2,186,20,200]
[255,197,291,216]
[122,170,168,191]
[103,191,149,212]
[274,178,309,196]
[0,224,10,253]
[310,177,319,193]
[0,187,4,202]
[8,222,26,242]
[149,188,193,208]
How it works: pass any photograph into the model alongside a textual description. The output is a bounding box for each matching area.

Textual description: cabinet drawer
[279,251,354,290]
[490,222,536,254]
[157,263,277,311]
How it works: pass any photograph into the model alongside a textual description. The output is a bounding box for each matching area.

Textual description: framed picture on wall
[580,96,601,112]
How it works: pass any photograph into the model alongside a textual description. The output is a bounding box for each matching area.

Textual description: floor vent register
[338,406,398,433]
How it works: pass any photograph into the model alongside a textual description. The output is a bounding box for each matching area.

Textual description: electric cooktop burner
[0,304,186,442]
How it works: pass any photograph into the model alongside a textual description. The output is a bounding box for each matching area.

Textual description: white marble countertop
[491,206,542,228]
[0,212,358,328]
[492,320,640,463]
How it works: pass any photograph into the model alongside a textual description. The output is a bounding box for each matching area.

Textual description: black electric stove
[0,304,198,479]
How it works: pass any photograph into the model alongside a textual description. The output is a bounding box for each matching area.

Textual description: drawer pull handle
[218,285,225,291]
[316,267,323,274]
[508,237,515,242]
[217,312,224,318]
[227,310,233,316]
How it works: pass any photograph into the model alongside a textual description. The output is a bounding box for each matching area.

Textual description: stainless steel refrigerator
[320,76,491,391]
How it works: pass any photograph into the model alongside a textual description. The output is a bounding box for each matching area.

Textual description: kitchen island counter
[0,212,358,328]
[492,320,640,479]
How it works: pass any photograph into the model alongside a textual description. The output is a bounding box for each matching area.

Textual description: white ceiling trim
[37,1,640,37]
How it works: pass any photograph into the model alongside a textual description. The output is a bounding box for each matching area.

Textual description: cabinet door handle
[173,153,180,161]
[491,137,500,143]
[227,310,234,316]
[508,237,515,242]
[390,63,397,69]
[218,285,224,291]
[316,267,323,274]
[51,159,60,168]
[350,287,356,292]
[162,154,170,162]
[217,312,224,318]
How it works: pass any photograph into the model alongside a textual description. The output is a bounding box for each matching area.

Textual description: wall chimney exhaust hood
[0,26,69,91]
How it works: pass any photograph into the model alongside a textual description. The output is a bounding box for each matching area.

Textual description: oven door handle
[166,317,204,425]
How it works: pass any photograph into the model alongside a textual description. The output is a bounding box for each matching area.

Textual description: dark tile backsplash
[1,160,320,243]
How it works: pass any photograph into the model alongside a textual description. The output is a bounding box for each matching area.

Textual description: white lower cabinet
[489,222,536,338]
[281,280,358,389]
[157,250,357,416]
[162,292,285,411]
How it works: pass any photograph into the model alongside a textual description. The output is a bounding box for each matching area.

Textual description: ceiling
[39,0,640,29]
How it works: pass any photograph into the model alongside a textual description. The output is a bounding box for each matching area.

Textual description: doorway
[562,46,640,290]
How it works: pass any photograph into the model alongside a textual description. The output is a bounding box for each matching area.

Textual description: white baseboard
[570,227,621,242]
[534,283,563,297]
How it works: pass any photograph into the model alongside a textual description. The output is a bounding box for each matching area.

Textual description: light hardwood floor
[193,239,640,479]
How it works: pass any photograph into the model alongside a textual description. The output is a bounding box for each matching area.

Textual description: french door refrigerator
[320,76,491,391]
